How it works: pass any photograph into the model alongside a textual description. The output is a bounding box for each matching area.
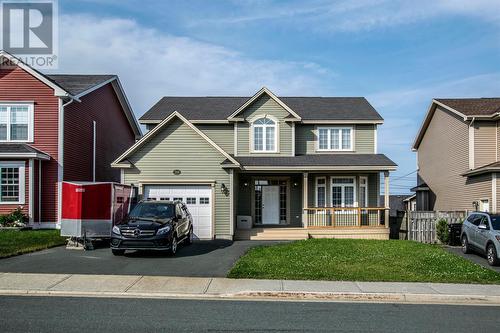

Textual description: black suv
[110,200,193,256]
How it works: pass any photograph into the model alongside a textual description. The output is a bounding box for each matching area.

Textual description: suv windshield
[129,202,176,220]
[490,215,500,230]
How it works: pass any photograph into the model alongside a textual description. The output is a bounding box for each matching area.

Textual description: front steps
[234,227,390,240]
[234,228,309,240]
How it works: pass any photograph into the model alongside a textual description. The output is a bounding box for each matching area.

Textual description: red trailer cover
[61,182,133,238]
[62,183,113,220]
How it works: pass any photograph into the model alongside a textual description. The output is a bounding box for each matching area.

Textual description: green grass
[0,229,67,258]
[228,239,500,284]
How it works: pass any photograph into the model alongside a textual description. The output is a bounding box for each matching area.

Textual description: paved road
[446,246,500,273]
[1,296,499,332]
[0,240,281,277]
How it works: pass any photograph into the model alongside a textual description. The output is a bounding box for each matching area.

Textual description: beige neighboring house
[112,87,397,240]
[412,98,500,213]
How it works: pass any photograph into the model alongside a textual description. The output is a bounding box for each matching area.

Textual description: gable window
[317,127,353,151]
[0,104,33,142]
[0,162,25,204]
[252,117,277,152]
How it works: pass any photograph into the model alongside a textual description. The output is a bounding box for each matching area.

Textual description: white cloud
[191,0,500,32]
[55,14,334,116]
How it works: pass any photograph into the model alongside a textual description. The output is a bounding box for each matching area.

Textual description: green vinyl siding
[197,124,234,154]
[295,124,376,154]
[122,118,232,237]
[236,94,293,156]
[355,125,376,153]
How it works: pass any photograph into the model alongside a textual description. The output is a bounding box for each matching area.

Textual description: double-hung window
[252,117,277,152]
[331,177,356,207]
[0,103,33,142]
[317,127,353,151]
[359,177,368,208]
[316,177,326,207]
[0,162,25,204]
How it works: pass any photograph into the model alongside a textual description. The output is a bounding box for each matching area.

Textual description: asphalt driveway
[0,240,281,277]
[446,246,500,273]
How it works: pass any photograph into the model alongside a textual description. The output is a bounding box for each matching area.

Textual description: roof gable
[112,111,239,168]
[412,98,500,150]
[227,87,301,121]
[0,50,70,97]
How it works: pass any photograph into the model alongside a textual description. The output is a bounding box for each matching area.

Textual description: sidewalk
[1,272,500,305]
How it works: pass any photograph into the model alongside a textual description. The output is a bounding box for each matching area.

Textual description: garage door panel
[144,185,213,240]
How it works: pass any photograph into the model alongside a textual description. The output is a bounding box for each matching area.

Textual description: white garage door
[143,185,213,240]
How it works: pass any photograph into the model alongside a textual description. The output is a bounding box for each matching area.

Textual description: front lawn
[228,239,500,284]
[0,230,67,258]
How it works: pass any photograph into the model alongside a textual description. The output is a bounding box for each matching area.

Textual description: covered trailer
[61,182,134,238]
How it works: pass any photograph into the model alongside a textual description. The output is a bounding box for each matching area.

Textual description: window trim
[0,102,34,143]
[250,115,279,153]
[316,126,354,152]
[315,176,326,207]
[330,176,357,207]
[0,161,25,205]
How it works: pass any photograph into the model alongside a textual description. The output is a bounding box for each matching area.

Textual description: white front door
[262,185,280,224]
[143,185,213,239]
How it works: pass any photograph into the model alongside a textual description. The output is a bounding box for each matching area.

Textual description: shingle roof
[228,154,396,167]
[462,160,500,177]
[435,98,500,116]
[139,96,383,121]
[46,74,116,96]
[0,143,50,159]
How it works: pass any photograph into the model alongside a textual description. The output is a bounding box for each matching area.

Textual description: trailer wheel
[112,249,125,256]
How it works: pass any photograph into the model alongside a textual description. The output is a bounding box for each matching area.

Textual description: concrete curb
[2,289,500,305]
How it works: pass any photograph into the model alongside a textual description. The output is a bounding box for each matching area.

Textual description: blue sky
[55,0,500,193]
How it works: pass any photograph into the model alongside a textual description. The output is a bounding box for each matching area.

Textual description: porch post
[302,172,308,228]
[384,171,390,228]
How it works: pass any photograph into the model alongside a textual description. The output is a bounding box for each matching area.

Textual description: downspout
[468,117,476,170]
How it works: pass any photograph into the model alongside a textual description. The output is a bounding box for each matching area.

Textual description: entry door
[262,186,280,224]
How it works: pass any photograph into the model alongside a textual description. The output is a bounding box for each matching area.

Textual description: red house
[0,51,141,228]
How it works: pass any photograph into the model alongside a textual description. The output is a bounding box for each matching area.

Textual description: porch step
[234,228,309,241]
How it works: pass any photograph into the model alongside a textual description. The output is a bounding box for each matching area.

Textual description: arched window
[252,117,277,152]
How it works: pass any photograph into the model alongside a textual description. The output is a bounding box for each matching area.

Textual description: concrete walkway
[1,272,500,305]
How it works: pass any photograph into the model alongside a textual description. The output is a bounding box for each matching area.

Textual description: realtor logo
[0,0,58,68]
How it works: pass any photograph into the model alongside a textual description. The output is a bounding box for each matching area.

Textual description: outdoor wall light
[221,183,229,196]
[293,182,299,187]
[243,182,249,187]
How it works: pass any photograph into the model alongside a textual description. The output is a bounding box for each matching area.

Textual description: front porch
[233,170,391,240]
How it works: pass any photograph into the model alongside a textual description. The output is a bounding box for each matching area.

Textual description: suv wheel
[112,249,125,256]
[487,244,499,266]
[461,235,470,254]
[186,227,193,245]
[169,236,178,256]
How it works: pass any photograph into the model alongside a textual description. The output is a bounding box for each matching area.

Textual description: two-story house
[0,51,141,227]
[412,98,500,213]
[112,87,397,240]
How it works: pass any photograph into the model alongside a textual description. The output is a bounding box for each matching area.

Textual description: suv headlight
[112,225,120,235]
[157,225,172,235]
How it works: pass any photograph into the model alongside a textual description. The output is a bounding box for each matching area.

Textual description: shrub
[0,207,28,227]
[436,219,449,244]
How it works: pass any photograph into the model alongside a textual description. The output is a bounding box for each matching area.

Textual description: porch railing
[304,207,387,228]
